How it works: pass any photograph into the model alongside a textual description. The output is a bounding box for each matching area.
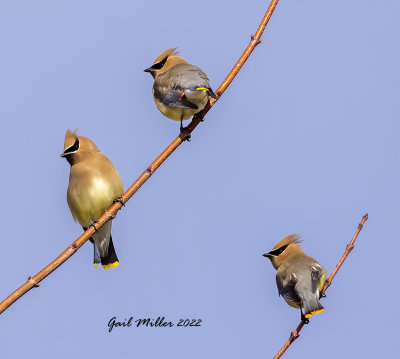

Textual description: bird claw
[89,220,99,233]
[113,197,125,207]
[180,127,191,141]
[179,120,191,141]
[301,312,309,324]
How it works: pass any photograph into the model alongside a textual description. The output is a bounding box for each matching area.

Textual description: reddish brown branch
[0,0,281,315]
[273,213,369,359]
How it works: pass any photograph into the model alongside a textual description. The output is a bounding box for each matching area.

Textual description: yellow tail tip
[94,263,99,268]
[305,308,325,318]
[102,261,119,270]
[195,87,209,92]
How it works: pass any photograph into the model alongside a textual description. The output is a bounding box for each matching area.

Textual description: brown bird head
[144,48,188,79]
[61,129,100,165]
[263,234,305,269]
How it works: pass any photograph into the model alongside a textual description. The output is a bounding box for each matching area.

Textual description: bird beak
[263,253,273,259]
[60,152,66,157]
[144,67,153,73]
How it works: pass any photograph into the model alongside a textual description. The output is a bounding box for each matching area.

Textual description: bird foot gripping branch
[273,214,368,359]
[113,197,125,207]
[89,220,99,233]
[179,127,192,142]
[144,48,217,137]
[0,0,281,317]
[301,313,310,325]
[263,234,327,323]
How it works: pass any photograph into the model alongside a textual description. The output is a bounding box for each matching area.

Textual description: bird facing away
[61,130,124,270]
[144,48,217,132]
[263,234,327,321]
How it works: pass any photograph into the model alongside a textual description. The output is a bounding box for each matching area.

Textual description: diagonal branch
[0,0,281,315]
[273,213,369,359]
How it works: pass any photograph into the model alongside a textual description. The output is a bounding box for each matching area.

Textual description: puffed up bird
[61,130,124,270]
[144,48,217,133]
[263,234,327,321]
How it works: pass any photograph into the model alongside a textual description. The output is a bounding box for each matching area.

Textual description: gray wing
[176,66,217,99]
[154,64,216,109]
[170,64,211,91]
[153,72,198,110]
[161,90,198,109]
[276,268,301,304]
[310,265,324,293]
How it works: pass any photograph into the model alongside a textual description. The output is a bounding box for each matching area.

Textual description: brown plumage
[263,234,327,320]
[61,129,124,269]
[144,48,216,127]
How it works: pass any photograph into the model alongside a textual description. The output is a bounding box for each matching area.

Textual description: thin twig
[273,213,369,359]
[0,0,281,315]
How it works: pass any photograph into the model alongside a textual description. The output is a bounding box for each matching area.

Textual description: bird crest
[64,129,78,152]
[153,48,179,64]
[272,234,302,251]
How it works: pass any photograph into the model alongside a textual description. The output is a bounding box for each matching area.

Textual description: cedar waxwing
[144,48,217,132]
[263,234,327,321]
[61,130,124,270]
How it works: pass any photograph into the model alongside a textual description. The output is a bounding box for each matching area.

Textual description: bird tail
[100,235,119,270]
[92,240,101,268]
[299,291,325,318]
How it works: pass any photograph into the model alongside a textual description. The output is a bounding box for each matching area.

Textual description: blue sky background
[1,1,399,358]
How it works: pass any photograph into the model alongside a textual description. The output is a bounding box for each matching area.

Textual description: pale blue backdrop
[1,1,398,358]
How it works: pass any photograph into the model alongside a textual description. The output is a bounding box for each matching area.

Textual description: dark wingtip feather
[208,88,217,99]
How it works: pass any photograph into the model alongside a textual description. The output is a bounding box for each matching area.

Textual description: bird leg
[180,118,191,142]
[300,310,309,324]
[89,220,99,233]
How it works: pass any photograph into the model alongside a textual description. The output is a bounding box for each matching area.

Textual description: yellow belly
[284,298,302,309]
[153,89,210,122]
[154,98,199,121]
[67,177,119,227]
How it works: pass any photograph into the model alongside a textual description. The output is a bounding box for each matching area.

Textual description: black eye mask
[268,244,289,257]
[63,137,80,155]
[150,56,168,70]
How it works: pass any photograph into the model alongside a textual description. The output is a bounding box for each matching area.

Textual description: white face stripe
[63,138,80,155]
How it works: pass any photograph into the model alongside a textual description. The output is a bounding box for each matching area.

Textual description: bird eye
[150,56,168,70]
[268,245,288,257]
[63,137,79,155]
